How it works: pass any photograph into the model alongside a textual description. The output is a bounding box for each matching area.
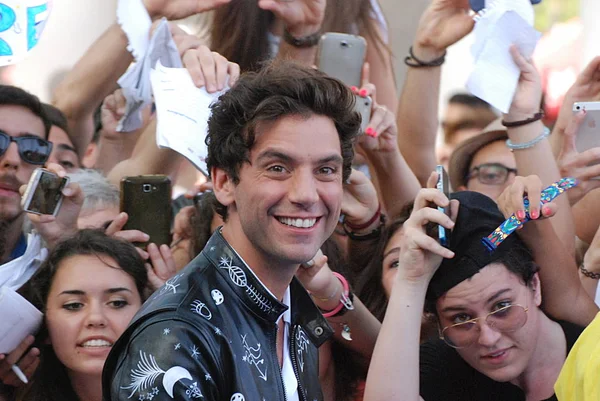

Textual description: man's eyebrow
[255,150,294,164]
[317,154,343,165]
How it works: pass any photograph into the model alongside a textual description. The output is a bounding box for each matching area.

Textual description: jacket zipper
[273,322,288,401]
[290,325,308,401]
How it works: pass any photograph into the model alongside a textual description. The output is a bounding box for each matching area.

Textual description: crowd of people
[1,0,600,400]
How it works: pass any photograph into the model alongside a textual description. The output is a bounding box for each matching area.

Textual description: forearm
[507,121,575,254]
[276,25,319,66]
[93,133,140,175]
[107,119,183,185]
[52,23,133,155]
[363,279,426,401]
[364,28,398,114]
[520,219,598,326]
[367,149,421,217]
[326,297,380,359]
[579,271,599,303]
[573,189,600,244]
[396,46,442,187]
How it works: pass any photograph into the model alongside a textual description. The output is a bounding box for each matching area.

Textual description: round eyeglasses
[440,304,528,349]
[466,163,517,186]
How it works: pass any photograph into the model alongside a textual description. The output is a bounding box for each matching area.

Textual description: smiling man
[0,85,52,289]
[104,62,360,401]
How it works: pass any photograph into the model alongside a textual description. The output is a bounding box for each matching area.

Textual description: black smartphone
[436,165,452,247]
[120,175,172,248]
[21,168,69,216]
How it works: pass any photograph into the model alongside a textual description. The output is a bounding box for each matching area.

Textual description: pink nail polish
[351,86,358,93]
[359,89,367,97]
[531,209,539,219]
[365,127,374,136]
[517,210,525,220]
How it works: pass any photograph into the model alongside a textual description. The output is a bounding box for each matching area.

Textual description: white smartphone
[317,33,367,88]
[573,101,600,153]
[21,168,69,216]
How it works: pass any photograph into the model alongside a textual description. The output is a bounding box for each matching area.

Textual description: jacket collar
[203,229,288,322]
[202,230,333,345]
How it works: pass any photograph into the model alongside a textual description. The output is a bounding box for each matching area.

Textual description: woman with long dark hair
[15,230,148,401]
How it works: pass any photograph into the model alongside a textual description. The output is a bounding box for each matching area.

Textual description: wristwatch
[283,28,321,48]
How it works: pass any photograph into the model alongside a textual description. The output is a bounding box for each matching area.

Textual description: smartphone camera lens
[340,40,349,48]
[143,184,152,193]
[576,105,581,110]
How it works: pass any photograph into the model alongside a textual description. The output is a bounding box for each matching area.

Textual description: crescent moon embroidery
[191,300,212,320]
[162,366,193,398]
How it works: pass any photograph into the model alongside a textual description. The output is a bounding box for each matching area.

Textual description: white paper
[0,0,53,67]
[117,0,152,61]
[117,19,182,132]
[466,11,541,113]
[150,60,228,175]
[0,286,43,354]
[472,0,534,62]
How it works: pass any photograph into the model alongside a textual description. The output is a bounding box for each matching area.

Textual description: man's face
[217,114,344,269]
[48,125,80,172]
[463,140,516,200]
[437,127,481,170]
[0,105,46,222]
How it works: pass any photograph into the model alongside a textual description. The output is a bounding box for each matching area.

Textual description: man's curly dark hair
[205,60,361,219]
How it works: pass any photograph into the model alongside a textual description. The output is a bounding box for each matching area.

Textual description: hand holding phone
[21,168,69,216]
[120,175,173,249]
[436,165,452,247]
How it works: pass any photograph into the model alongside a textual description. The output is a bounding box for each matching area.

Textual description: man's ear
[211,167,235,208]
[531,272,542,306]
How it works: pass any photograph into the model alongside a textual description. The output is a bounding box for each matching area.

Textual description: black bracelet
[501,111,545,128]
[404,46,446,68]
[283,28,321,48]
[580,263,600,280]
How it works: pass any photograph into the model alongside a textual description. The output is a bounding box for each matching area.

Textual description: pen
[11,364,28,384]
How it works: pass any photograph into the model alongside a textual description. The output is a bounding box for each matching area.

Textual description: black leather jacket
[103,230,333,401]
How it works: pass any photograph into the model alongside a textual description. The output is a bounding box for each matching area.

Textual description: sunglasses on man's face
[0,131,53,165]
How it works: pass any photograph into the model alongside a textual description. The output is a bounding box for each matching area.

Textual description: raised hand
[0,335,40,388]
[506,45,543,121]
[143,0,231,20]
[257,0,325,36]
[23,163,84,249]
[413,0,475,59]
[395,172,456,283]
[554,57,600,138]
[341,169,379,230]
[145,243,177,294]
[180,45,240,92]
[557,111,600,205]
[496,175,557,222]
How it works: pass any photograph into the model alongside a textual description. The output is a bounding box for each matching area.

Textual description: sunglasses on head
[0,131,53,165]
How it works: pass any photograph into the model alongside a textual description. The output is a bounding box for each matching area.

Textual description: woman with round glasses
[362,174,598,401]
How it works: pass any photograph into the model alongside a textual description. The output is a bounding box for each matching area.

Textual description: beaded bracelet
[505,127,550,151]
[580,264,600,280]
[322,272,355,318]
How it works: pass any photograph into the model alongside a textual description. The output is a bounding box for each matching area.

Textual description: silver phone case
[21,168,69,217]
